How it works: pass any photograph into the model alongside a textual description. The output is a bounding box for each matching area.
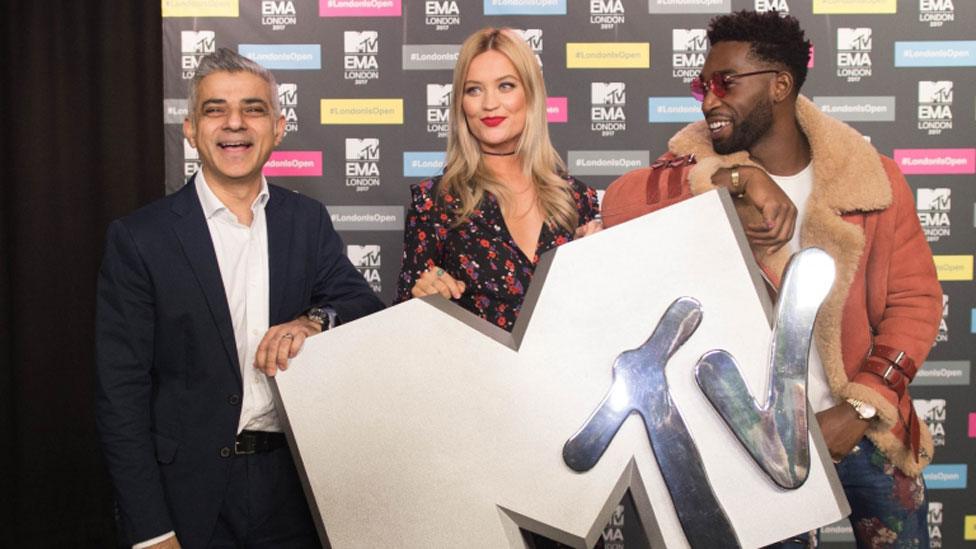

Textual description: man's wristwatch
[305,306,337,332]
[846,398,878,421]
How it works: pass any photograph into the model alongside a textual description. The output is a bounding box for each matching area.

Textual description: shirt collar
[193,170,270,220]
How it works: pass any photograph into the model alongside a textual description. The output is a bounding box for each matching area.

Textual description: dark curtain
[1,2,163,546]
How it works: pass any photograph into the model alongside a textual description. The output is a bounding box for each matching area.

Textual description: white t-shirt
[768,164,837,413]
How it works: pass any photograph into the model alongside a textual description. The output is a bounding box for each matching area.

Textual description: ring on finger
[435,268,445,277]
[282,333,294,339]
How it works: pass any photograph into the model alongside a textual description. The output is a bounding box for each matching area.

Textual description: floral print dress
[395,176,599,332]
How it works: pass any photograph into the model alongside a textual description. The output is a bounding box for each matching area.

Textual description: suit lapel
[266,186,294,325]
[171,179,242,383]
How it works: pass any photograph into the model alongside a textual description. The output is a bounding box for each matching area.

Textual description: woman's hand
[575,218,603,239]
[411,266,467,300]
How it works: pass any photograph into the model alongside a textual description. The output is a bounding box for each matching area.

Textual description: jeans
[766,437,929,549]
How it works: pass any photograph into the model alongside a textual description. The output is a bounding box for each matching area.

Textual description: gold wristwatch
[846,398,878,421]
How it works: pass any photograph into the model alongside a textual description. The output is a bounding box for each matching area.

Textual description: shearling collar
[667,95,892,214]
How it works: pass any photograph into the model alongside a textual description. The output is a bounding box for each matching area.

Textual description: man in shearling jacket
[601,11,942,547]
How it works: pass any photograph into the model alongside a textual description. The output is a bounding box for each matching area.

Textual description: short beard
[713,95,774,155]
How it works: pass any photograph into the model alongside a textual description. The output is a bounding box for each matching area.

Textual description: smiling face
[700,41,778,155]
[461,50,527,155]
[183,70,285,189]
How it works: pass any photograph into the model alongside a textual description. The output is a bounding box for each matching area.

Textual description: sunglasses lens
[690,79,705,102]
[710,74,727,98]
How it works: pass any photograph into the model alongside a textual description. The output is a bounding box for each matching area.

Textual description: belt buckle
[234,434,256,455]
[881,364,902,386]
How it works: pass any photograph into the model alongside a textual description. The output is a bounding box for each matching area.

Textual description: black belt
[234,430,288,455]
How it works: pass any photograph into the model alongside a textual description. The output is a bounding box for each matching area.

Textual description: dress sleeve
[395,180,445,304]
[570,177,600,227]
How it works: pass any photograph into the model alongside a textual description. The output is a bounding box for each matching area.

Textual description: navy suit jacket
[95,178,384,547]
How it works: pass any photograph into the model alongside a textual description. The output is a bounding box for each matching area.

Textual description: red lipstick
[481,117,506,127]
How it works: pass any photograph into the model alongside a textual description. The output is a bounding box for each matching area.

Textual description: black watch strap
[305,306,338,331]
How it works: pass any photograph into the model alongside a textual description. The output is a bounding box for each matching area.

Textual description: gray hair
[187,47,281,120]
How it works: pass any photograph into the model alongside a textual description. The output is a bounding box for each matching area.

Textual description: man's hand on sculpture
[714,166,797,253]
[254,316,323,376]
[816,402,871,463]
[411,266,466,300]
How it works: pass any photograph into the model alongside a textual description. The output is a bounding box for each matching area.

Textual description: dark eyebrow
[201,98,227,109]
[242,98,269,106]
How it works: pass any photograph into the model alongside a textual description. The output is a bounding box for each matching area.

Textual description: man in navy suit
[96,48,384,548]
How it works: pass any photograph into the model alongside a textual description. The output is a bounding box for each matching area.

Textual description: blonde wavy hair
[440,28,578,232]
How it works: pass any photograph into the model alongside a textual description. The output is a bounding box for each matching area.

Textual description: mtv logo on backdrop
[514,28,543,52]
[182,138,199,161]
[928,501,944,547]
[589,0,625,30]
[914,399,947,447]
[919,81,953,103]
[278,83,298,133]
[917,81,953,134]
[673,29,707,83]
[673,29,707,52]
[345,138,380,161]
[916,188,951,244]
[347,245,381,268]
[347,245,382,292]
[426,84,451,107]
[838,28,872,50]
[279,83,298,106]
[918,188,951,211]
[344,31,378,54]
[180,30,216,78]
[919,0,955,27]
[181,30,215,54]
[592,82,626,105]
[261,0,297,30]
[424,0,460,31]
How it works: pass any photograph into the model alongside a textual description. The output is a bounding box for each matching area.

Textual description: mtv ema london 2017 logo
[673,29,707,84]
[344,31,379,85]
[590,0,625,31]
[181,30,215,79]
[261,0,297,31]
[424,1,460,31]
[836,28,872,82]
[920,0,955,27]
[914,399,947,447]
[918,81,953,135]
[426,84,451,139]
[917,187,951,243]
[591,82,626,137]
[928,501,944,548]
[278,83,299,134]
[345,138,380,192]
[347,245,382,293]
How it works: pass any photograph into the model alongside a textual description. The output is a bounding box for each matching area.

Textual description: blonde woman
[395,28,600,331]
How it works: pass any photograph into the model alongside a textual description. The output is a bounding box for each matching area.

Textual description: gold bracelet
[729,167,745,198]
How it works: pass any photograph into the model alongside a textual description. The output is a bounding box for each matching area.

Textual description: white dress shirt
[194,171,282,434]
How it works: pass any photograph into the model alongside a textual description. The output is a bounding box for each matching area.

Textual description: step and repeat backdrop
[163,0,974,546]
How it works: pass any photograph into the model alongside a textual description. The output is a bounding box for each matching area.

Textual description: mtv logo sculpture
[274,190,849,548]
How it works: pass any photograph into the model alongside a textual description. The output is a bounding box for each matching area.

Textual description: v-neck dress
[395,176,600,332]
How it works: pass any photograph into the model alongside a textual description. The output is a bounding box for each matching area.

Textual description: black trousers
[208,445,321,548]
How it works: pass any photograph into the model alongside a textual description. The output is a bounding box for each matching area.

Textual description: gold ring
[282,333,294,339]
